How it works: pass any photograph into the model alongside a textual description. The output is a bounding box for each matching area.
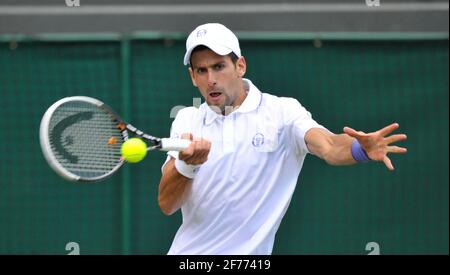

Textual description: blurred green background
[0,33,448,254]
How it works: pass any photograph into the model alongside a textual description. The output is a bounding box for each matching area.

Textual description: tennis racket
[39,96,189,182]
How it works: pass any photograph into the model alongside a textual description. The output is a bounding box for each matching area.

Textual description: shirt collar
[201,79,262,125]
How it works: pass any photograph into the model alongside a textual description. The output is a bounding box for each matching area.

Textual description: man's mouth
[209,92,222,98]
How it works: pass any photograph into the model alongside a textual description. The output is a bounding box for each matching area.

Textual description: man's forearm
[306,129,357,166]
[158,158,192,215]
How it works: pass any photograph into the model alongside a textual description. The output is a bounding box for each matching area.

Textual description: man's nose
[207,70,217,86]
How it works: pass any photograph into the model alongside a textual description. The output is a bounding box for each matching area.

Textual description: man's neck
[223,80,248,115]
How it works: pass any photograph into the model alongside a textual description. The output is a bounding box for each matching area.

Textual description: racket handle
[160,138,191,151]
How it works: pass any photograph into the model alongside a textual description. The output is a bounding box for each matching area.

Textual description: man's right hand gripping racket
[39,96,189,182]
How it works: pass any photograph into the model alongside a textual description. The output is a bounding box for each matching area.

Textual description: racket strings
[48,101,123,179]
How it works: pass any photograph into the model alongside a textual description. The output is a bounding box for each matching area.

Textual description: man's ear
[236,56,247,78]
[188,67,198,87]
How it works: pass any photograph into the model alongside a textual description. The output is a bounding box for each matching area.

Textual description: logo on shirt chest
[252,133,265,147]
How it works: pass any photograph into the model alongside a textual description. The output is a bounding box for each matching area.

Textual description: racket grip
[160,138,191,151]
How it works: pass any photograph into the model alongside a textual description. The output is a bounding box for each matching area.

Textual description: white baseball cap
[183,23,241,66]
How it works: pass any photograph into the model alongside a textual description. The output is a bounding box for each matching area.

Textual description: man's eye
[214,64,225,70]
[197,68,206,74]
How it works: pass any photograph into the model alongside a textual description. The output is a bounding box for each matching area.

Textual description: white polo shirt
[163,79,326,255]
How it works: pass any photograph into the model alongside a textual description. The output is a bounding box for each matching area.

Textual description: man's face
[189,49,246,114]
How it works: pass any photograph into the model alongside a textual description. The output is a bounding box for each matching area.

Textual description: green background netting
[0,35,448,254]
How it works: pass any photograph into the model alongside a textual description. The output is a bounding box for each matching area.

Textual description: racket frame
[40,96,127,182]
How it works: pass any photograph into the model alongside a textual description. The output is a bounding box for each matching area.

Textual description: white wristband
[174,158,199,179]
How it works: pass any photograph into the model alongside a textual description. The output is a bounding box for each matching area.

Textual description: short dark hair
[189,45,239,68]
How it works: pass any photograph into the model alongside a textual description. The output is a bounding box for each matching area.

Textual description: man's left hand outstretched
[344,123,407,170]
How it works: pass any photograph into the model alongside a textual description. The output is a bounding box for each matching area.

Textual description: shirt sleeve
[281,97,328,155]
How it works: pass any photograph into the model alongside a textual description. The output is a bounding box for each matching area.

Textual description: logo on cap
[197,29,207,37]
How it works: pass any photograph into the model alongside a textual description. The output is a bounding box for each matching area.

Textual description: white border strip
[0,3,448,15]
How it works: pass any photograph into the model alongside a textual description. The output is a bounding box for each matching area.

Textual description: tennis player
[158,23,407,255]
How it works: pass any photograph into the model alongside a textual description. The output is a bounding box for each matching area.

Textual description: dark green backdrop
[0,33,448,254]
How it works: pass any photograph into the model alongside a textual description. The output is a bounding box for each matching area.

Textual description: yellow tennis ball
[121,138,147,163]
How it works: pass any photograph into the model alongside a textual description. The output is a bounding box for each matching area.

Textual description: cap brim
[183,42,233,65]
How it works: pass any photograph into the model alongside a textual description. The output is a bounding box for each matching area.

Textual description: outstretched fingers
[387,145,408,154]
[384,134,407,145]
[383,156,394,171]
[378,123,399,137]
[343,126,368,139]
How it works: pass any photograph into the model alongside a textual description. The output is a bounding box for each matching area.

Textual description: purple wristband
[351,139,371,163]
